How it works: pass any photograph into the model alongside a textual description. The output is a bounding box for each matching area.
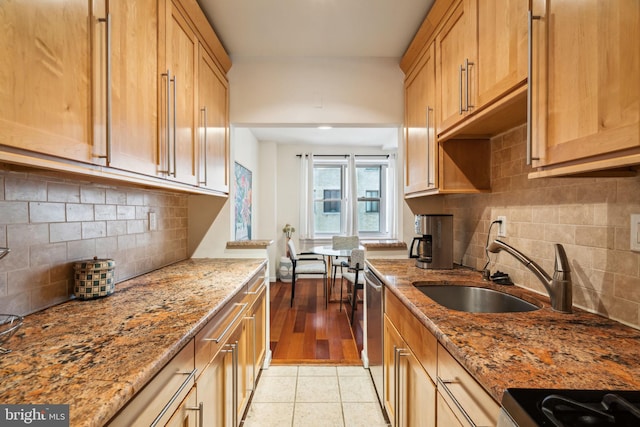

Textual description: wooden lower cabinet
[384,289,500,426]
[198,319,246,427]
[384,315,436,427]
[245,280,267,392]
[194,266,266,427]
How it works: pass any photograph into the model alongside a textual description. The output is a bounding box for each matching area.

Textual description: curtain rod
[296,154,390,158]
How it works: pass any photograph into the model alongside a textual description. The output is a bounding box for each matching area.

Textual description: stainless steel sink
[413,284,540,313]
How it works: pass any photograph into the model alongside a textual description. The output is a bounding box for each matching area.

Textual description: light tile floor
[242,365,390,427]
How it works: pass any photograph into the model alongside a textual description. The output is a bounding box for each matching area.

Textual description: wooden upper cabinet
[436,0,477,135]
[198,46,229,193]
[405,43,437,195]
[475,0,528,108]
[0,0,96,163]
[530,0,640,175]
[105,0,159,176]
[160,1,198,185]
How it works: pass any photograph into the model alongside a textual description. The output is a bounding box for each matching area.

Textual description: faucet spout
[487,239,572,313]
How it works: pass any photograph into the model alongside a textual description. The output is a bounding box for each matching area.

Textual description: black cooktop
[501,388,640,427]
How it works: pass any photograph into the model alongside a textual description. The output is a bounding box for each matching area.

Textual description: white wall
[193,56,421,279]
[191,128,261,258]
[228,57,405,125]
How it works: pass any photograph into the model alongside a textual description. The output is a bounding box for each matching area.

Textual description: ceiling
[197,0,435,148]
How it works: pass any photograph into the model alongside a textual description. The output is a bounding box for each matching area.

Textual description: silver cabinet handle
[204,303,248,344]
[199,107,208,185]
[464,58,474,112]
[459,64,464,115]
[150,368,197,427]
[246,314,257,390]
[426,106,434,187]
[171,75,177,177]
[527,10,542,165]
[96,13,112,165]
[186,402,204,427]
[230,342,239,427]
[437,377,490,427]
[393,346,408,427]
[159,70,171,175]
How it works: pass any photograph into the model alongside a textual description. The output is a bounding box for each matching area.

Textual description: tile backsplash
[444,124,640,328]
[0,167,188,315]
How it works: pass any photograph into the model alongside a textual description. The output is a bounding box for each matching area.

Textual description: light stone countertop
[0,258,267,427]
[367,258,640,403]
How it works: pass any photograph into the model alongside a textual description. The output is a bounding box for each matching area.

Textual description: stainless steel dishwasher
[365,268,384,405]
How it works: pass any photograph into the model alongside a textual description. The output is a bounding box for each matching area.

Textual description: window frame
[310,156,393,239]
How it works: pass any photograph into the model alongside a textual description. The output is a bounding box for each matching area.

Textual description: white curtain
[387,153,397,239]
[345,154,358,236]
[298,153,314,239]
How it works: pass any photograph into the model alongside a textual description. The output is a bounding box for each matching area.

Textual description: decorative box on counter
[74,257,116,300]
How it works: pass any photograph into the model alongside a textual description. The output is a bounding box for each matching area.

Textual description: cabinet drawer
[437,343,499,426]
[108,339,195,426]
[385,289,438,381]
[246,266,267,305]
[195,290,248,375]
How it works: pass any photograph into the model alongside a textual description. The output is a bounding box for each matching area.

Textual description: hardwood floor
[270,279,364,365]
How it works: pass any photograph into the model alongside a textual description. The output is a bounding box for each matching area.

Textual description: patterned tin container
[74,257,116,300]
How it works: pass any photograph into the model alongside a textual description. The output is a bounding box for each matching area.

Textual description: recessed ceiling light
[317,125,333,130]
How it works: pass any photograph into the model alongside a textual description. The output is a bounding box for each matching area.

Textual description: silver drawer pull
[204,303,248,343]
[150,368,197,427]
[437,377,490,427]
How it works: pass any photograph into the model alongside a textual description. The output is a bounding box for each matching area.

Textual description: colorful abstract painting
[234,162,252,240]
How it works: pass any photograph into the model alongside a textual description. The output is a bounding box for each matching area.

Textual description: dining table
[308,245,364,302]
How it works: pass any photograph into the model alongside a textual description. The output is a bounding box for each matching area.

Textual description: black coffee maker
[409,214,453,269]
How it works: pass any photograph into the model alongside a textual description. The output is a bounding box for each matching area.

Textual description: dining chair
[288,239,328,308]
[331,235,359,293]
[341,248,365,325]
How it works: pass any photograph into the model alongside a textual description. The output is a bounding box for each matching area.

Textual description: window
[365,190,379,213]
[306,155,395,239]
[323,189,341,213]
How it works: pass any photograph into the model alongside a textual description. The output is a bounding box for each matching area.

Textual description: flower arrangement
[282,224,296,239]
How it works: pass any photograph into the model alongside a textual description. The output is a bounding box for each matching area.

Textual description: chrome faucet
[487,239,572,313]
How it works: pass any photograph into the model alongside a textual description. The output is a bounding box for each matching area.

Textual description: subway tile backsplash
[446,124,640,329]
[0,167,188,315]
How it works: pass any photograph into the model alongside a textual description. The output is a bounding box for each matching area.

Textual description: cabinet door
[436,0,477,134]
[383,315,436,427]
[476,0,528,108]
[531,0,640,169]
[405,42,437,195]
[166,387,199,427]
[198,45,230,193]
[383,316,404,425]
[403,349,436,427]
[0,0,95,163]
[106,0,159,176]
[245,284,266,392]
[198,347,227,427]
[199,325,244,427]
[161,1,198,185]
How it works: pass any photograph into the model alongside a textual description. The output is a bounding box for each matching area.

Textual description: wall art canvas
[234,162,252,240]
